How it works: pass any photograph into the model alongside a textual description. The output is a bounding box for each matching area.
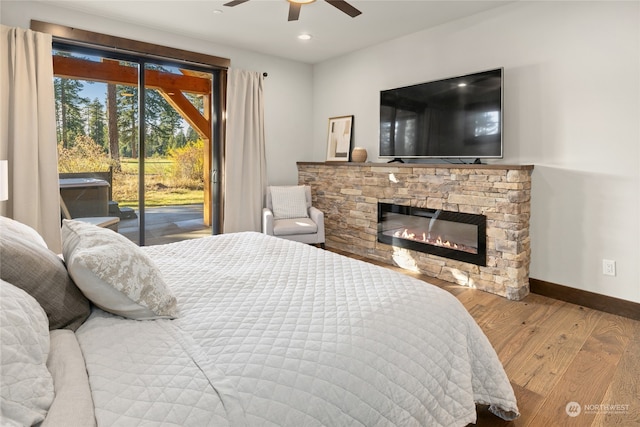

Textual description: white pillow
[61,220,179,320]
[0,279,54,426]
[270,186,309,219]
[0,215,48,248]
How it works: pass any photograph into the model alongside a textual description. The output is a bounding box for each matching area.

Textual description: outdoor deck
[119,204,212,246]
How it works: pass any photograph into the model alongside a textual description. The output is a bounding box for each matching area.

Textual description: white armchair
[262,185,325,248]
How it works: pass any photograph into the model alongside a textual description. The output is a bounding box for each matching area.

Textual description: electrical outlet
[602,259,616,277]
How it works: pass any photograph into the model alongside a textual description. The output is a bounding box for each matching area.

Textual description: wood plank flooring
[332,250,640,427]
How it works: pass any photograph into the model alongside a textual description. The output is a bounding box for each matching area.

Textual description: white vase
[351,147,367,162]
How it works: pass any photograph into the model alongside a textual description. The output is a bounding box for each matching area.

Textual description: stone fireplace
[298,162,533,300]
[378,202,487,266]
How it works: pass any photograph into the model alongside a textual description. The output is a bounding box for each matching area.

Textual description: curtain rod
[263,72,268,77]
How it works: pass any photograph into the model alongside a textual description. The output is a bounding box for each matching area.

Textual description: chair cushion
[269,186,309,219]
[273,218,318,236]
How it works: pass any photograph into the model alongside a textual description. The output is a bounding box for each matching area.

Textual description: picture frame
[326,115,353,162]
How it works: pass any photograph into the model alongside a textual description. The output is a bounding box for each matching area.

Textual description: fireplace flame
[392,228,476,254]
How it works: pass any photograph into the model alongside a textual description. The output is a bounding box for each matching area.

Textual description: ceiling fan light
[288,0,316,4]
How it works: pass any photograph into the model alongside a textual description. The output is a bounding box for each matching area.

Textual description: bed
[0,217,519,426]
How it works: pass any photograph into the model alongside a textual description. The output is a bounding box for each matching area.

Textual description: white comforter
[76,232,518,426]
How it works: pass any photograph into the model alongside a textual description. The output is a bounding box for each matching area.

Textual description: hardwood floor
[332,250,640,427]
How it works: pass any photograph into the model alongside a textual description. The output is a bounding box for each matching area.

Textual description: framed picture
[326,115,353,162]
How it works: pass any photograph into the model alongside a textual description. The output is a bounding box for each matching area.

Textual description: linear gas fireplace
[377,203,487,266]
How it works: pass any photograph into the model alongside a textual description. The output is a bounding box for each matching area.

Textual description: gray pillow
[0,229,90,331]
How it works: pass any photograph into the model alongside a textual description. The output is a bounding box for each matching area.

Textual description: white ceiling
[36,0,510,64]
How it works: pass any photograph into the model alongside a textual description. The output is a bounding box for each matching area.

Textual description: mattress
[76,232,518,426]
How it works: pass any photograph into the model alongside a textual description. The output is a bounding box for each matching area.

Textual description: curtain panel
[223,69,267,233]
[1,25,61,251]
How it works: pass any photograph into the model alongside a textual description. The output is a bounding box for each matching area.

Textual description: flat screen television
[379,68,503,161]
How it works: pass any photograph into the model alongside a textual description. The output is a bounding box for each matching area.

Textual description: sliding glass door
[53,44,222,245]
[140,61,218,245]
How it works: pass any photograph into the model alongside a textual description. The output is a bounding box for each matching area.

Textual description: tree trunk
[61,81,68,148]
[107,84,120,170]
[130,119,137,160]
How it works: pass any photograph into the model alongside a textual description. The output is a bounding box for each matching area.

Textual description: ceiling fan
[223,0,362,22]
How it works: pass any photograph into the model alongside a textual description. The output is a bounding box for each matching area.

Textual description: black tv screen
[379,68,503,160]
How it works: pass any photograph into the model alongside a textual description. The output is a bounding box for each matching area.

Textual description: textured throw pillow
[0,279,55,426]
[62,220,178,320]
[270,186,309,219]
[0,215,48,248]
[0,227,90,331]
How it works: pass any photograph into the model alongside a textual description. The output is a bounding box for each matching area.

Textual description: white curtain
[223,69,267,233]
[0,25,61,251]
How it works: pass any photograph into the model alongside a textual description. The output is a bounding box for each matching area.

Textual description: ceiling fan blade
[288,3,301,21]
[325,0,361,18]
[223,0,250,6]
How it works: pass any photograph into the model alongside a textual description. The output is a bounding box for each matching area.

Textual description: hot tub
[59,178,110,218]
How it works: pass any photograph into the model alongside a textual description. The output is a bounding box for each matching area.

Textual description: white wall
[3,1,639,303]
[0,1,313,186]
[312,1,640,303]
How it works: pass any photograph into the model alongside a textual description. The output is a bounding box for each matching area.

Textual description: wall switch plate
[602,259,616,276]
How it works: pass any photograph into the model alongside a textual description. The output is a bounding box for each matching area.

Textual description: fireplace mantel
[297,161,533,300]
[297,161,534,171]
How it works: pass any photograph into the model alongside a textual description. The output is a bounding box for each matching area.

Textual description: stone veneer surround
[298,162,533,300]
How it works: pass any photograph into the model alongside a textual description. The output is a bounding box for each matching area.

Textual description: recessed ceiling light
[458,83,467,87]
[298,34,312,41]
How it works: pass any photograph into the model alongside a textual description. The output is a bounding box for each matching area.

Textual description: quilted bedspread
[77,232,518,426]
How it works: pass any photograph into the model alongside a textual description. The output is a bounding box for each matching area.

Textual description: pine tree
[54,76,89,148]
[87,97,107,150]
[117,83,138,159]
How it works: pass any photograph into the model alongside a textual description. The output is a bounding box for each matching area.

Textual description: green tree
[142,64,184,157]
[170,130,187,150]
[54,76,89,148]
[186,93,204,113]
[143,89,170,157]
[116,66,184,159]
[87,97,107,149]
[116,84,138,158]
[147,90,183,156]
[185,127,199,143]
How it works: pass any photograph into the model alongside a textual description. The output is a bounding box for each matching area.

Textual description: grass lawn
[120,158,173,175]
[113,157,204,209]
